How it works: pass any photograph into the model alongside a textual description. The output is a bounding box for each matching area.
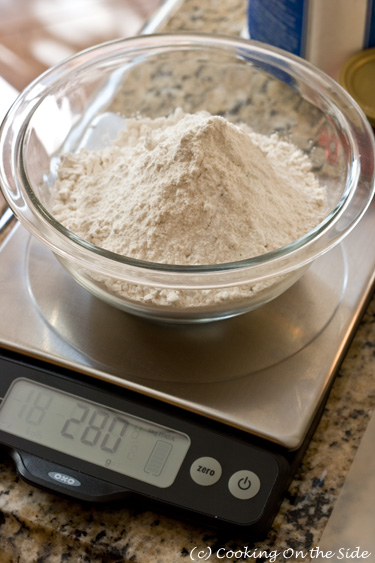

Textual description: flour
[52,109,327,308]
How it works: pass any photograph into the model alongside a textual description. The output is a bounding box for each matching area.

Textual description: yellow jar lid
[339,48,375,126]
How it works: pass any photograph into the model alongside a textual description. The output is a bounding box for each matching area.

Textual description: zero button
[190,456,222,486]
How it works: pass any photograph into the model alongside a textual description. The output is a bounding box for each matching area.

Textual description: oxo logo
[48,472,81,486]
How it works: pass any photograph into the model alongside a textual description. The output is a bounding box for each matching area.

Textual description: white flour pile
[52,108,327,308]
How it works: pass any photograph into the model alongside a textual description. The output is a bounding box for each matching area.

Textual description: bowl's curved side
[0,33,374,322]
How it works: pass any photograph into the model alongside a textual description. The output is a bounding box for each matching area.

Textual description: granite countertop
[0,1,375,562]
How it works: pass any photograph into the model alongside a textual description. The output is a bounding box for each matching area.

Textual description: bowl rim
[1,32,374,289]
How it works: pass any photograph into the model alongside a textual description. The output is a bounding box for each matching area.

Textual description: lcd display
[0,379,190,488]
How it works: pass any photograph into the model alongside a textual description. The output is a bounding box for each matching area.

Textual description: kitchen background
[0,0,163,222]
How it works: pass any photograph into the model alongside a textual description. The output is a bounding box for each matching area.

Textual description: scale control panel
[0,350,291,536]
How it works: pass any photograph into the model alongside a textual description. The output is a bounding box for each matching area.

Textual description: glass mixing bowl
[0,33,374,323]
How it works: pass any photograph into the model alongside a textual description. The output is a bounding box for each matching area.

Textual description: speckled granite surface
[0,1,375,562]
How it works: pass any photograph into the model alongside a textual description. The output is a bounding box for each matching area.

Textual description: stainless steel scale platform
[1,197,374,452]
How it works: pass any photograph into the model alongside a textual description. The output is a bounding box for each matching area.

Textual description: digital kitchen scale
[1,42,375,536]
[0,193,374,536]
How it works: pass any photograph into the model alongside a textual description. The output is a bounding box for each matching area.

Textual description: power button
[228,470,261,500]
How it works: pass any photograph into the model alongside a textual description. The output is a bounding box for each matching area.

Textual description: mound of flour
[52,109,327,307]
